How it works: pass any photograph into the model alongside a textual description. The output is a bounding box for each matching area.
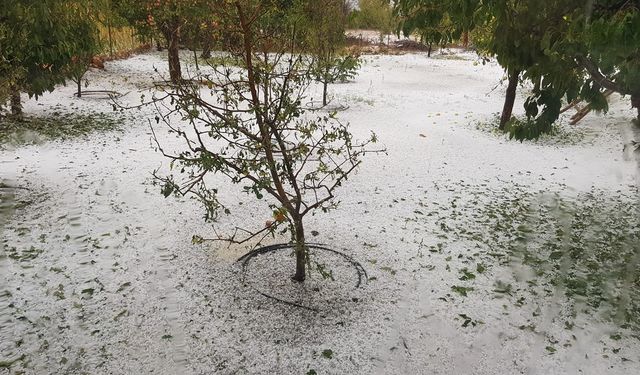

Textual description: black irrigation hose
[152,79,205,87]
[152,80,185,89]
[255,290,319,312]
[74,90,124,98]
[304,101,350,112]
[237,243,368,311]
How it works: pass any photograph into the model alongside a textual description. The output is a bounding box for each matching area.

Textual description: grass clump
[474,114,589,146]
[0,110,127,148]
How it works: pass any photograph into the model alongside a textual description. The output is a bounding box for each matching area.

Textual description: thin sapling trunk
[632,95,640,123]
[10,87,22,118]
[201,34,212,58]
[322,65,330,106]
[292,218,307,282]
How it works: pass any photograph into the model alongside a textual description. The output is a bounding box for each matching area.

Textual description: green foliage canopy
[0,0,100,106]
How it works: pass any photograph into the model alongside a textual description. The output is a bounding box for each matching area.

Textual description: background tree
[0,0,100,120]
[181,18,216,64]
[67,17,103,98]
[153,0,379,282]
[112,0,210,82]
[483,0,640,136]
[394,0,458,57]
[394,0,539,130]
[395,0,640,138]
[299,0,359,106]
[348,0,397,42]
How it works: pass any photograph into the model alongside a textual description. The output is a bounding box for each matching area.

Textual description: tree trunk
[462,31,469,49]
[427,43,432,58]
[77,78,82,98]
[322,64,330,106]
[107,20,114,58]
[166,24,182,83]
[193,49,199,70]
[201,39,212,59]
[292,218,306,282]
[10,87,21,118]
[632,95,640,123]
[322,81,328,107]
[500,69,520,130]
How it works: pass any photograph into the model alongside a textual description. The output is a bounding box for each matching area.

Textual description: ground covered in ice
[1,50,640,374]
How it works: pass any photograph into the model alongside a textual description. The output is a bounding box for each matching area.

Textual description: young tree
[172,7,221,66]
[153,0,379,282]
[394,0,459,57]
[0,0,100,119]
[67,20,103,98]
[300,0,359,106]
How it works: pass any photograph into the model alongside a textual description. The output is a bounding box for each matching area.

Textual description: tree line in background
[0,0,362,120]
[2,1,639,132]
